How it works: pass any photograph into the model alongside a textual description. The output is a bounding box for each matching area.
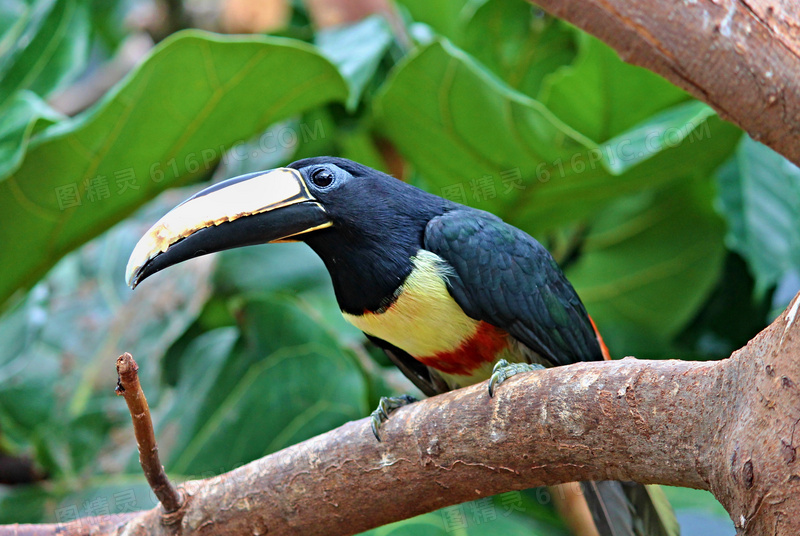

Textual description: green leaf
[662,487,729,517]
[0,188,217,476]
[662,487,734,534]
[0,485,50,524]
[0,0,91,108]
[316,15,393,110]
[215,242,331,296]
[157,327,240,465]
[167,294,368,474]
[338,125,390,172]
[0,0,28,41]
[539,33,688,142]
[395,0,469,39]
[0,30,347,309]
[170,344,367,474]
[374,39,595,216]
[0,478,156,525]
[0,90,64,179]
[567,183,726,355]
[0,301,60,448]
[599,100,717,174]
[457,0,576,98]
[374,39,739,235]
[88,0,132,52]
[209,119,304,181]
[675,253,771,359]
[290,107,340,162]
[361,490,569,535]
[52,480,157,520]
[716,136,800,297]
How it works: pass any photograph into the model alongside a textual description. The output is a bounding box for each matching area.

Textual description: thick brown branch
[5,296,799,536]
[531,0,800,167]
[140,357,718,536]
[115,353,183,514]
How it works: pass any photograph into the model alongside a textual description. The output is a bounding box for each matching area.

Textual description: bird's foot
[488,359,546,397]
[370,394,417,441]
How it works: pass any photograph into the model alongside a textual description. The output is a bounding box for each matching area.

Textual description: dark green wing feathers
[424,209,603,366]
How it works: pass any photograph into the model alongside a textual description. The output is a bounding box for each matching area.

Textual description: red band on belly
[417,321,509,375]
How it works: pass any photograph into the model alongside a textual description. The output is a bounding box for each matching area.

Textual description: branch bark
[531,0,800,167]
[5,292,800,536]
[116,353,183,514]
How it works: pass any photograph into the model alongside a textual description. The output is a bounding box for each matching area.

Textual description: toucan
[126,157,678,536]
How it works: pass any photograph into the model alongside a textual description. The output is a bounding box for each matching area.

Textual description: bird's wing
[424,209,603,366]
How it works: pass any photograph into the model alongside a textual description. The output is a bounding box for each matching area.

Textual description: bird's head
[125,157,444,309]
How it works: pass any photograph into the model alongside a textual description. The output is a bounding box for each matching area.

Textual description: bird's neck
[304,229,417,314]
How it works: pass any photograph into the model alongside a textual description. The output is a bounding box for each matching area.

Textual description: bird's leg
[370,394,417,441]
[488,359,545,397]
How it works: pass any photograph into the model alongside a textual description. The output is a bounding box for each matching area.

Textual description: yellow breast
[341,250,479,358]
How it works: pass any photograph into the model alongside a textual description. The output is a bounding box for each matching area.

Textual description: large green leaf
[0,30,347,308]
[567,183,726,355]
[0,0,90,109]
[716,136,800,298]
[0,188,216,477]
[215,242,331,296]
[539,33,688,142]
[457,0,576,98]
[166,294,368,474]
[156,327,240,465]
[374,39,740,235]
[374,39,595,217]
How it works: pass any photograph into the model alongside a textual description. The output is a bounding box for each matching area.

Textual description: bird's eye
[310,168,334,188]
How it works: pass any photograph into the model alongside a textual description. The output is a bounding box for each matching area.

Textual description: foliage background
[2,0,797,533]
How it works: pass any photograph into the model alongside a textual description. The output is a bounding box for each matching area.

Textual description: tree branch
[5,292,800,535]
[116,353,183,514]
[531,0,800,167]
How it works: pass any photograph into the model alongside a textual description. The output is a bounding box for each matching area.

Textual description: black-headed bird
[126,157,677,536]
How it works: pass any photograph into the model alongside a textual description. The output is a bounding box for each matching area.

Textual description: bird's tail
[579,481,680,536]
[588,315,611,361]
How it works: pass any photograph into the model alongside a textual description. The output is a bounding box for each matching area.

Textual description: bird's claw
[370,394,417,441]
[488,359,546,397]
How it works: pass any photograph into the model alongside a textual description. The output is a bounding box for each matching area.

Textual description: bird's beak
[125,167,331,288]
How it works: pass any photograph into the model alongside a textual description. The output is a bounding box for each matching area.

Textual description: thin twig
[115,353,183,513]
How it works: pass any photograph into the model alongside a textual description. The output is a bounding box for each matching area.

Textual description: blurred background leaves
[0,0,792,534]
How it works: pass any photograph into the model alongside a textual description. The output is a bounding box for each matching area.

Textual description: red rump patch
[417,321,510,375]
